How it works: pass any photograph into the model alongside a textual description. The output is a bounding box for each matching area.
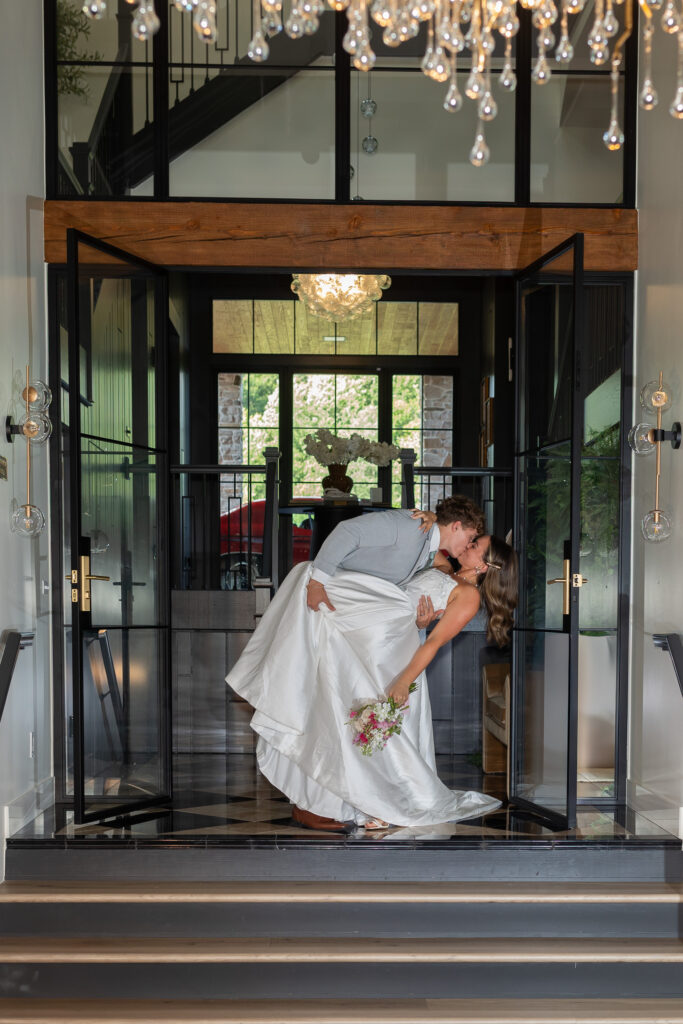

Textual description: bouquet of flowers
[303,428,400,468]
[347,684,417,756]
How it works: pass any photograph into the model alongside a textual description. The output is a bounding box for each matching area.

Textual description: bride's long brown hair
[477,536,518,648]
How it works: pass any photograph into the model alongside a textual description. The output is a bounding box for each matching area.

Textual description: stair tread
[1,936,683,963]
[1,999,683,1023]
[2,880,683,903]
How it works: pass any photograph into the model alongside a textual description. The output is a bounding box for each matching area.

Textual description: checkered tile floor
[9,754,677,844]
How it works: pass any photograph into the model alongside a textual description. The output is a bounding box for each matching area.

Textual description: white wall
[630,36,683,832]
[0,0,50,879]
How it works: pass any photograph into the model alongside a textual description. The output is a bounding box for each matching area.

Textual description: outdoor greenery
[240,372,426,501]
[57,0,102,97]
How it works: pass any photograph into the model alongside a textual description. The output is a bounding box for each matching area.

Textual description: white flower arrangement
[303,428,400,468]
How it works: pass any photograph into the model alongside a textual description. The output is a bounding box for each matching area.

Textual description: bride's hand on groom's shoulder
[411,508,437,533]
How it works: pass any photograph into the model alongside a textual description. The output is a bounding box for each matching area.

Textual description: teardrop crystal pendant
[603,118,625,150]
[248,31,270,61]
[603,62,624,150]
[132,3,161,40]
[555,34,574,62]
[360,97,377,118]
[602,8,619,35]
[444,79,463,111]
[499,62,517,90]
[469,122,490,167]
[661,0,681,32]
[671,30,683,117]
[465,68,484,99]
[193,0,217,42]
[354,39,377,69]
[531,54,551,83]
[362,135,379,154]
[263,11,283,34]
[670,86,683,118]
[82,0,107,17]
[478,90,498,121]
[640,78,658,109]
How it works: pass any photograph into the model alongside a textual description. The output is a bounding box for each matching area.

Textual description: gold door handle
[78,555,110,613]
[547,558,571,616]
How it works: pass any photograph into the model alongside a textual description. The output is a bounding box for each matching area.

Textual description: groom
[289,495,485,832]
[306,494,485,612]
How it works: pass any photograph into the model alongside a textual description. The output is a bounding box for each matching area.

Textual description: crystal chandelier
[291,273,391,319]
[83,0,683,168]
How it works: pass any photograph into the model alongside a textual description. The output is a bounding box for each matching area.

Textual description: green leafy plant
[57,0,102,97]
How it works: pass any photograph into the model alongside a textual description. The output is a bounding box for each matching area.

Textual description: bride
[225,529,518,831]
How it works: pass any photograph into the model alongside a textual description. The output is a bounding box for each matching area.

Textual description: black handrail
[170,451,280,591]
[0,631,35,723]
[652,634,683,699]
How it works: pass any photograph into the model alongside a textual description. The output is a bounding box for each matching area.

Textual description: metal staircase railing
[652,633,683,699]
[0,631,35,724]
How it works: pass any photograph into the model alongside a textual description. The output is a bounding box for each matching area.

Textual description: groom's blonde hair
[434,494,485,535]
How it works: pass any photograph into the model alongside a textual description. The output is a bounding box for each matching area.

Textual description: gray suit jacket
[311,508,435,587]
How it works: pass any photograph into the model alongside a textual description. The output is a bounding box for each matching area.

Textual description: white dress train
[225,562,501,827]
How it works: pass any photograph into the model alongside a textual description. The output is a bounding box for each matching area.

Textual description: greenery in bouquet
[304,428,400,468]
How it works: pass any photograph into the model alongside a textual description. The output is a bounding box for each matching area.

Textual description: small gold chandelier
[83,0,683,167]
[291,273,391,320]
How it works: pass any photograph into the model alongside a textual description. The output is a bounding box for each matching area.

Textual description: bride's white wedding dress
[225,563,501,827]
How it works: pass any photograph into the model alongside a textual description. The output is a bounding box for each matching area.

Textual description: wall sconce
[628,371,681,542]
[5,366,52,538]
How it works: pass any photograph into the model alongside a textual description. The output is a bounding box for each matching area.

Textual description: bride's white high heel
[364,817,391,830]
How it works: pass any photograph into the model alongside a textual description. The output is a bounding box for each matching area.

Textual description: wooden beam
[44,201,638,272]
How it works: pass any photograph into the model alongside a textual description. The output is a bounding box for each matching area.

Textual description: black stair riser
[2,902,682,939]
[6,845,683,882]
[1,962,681,1000]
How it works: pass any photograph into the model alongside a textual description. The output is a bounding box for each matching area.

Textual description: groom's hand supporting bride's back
[306,578,336,612]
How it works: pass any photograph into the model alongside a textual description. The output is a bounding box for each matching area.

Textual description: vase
[322,463,354,494]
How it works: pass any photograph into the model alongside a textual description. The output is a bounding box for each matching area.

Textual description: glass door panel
[512,235,584,829]
[67,230,170,824]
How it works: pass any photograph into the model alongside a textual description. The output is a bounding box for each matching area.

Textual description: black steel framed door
[511,234,585,829]
[66,229,171,824]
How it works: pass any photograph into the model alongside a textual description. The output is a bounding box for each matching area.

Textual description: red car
[220,500,312,588]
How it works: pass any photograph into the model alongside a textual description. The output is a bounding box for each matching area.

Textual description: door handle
[66,560,111,610]
[547,557,571,616]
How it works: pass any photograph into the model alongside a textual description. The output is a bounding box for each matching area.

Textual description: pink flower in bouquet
[346,684,417,757]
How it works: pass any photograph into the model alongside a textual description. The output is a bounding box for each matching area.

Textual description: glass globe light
[10,504,45,538]
[22,379,52,413]
[641,509,672,542]
[628,422,656,455]
[640,378,674,416]
[20,412,52,445]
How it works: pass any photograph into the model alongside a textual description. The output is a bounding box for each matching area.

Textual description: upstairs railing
[399,450,513,540]
[171,447,280,592]
[62,2,333,196]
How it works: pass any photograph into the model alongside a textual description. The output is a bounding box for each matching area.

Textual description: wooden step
[1,998,683,1023]
[1,880,682,903]
[1,936,682,963]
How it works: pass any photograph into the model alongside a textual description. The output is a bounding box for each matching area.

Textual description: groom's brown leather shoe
[292,805,349,833]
